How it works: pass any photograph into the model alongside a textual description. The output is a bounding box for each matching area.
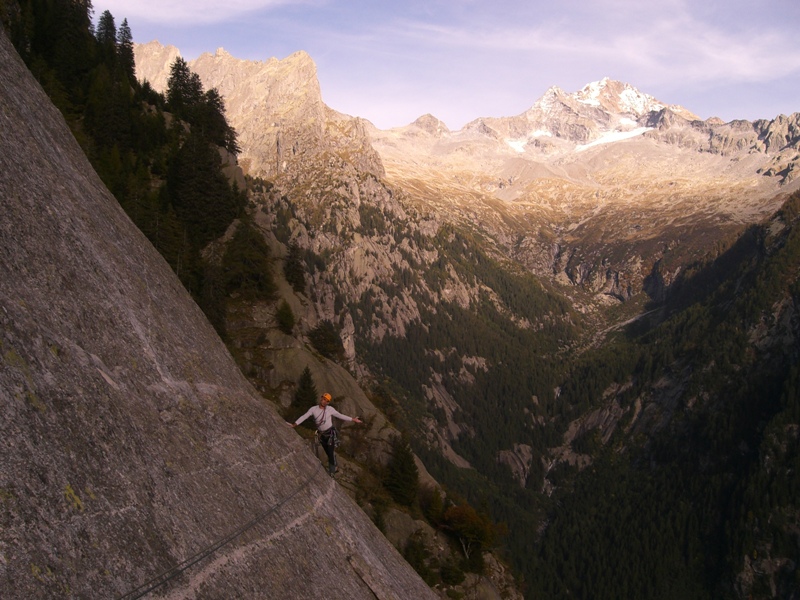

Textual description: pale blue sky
[95,0,800,130]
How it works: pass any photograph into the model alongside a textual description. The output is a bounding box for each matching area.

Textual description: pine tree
[276,300,295,335]
[308,320,345,361]
[384,436,419,506]
[95,9,116,46]
[48,0,95,93]
[287,367,318,425]
[150,204,192,282]
[195,88,239,154]
[420,485,445,525]
[166,57,202,120]
[166,130,245,247]
[84,62,132,151]
[117,18,135,82]
[221,219,276,300]
[284,242,306,294]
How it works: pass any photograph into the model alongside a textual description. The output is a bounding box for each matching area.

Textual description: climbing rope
[117,468,321,600]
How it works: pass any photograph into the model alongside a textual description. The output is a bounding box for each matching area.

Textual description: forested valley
[330,188,800,598]
[3,1,798,598]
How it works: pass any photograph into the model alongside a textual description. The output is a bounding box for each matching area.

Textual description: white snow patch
[576,127,653,151]
[619,117,638,127]
[531,129,552,137]
[619,88,663,115]
[532,87,562,112]
[578,80,604,107]
[506,139,527,153]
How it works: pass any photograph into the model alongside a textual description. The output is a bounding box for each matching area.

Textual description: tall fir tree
[196,87,240,154]
[288,367,318,426]
[221,219,276,300]
[117,18,135,82]
[276,300,296,335]
[95,9,115,46]
[166,130,245,247]
[308,320,345,361]
[284,242,306,294]
[384,436,419,506]
[166,56,203,121]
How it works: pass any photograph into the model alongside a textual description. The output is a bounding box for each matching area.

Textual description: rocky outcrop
[0,28,435,600]
[496,444,534,488]
[758,113,800,153]
[413,114,450,136]
[645,108,800,160]
[134,42,385,181]
[133,39,180,91]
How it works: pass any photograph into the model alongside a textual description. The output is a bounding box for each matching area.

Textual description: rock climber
[289,392,362,476]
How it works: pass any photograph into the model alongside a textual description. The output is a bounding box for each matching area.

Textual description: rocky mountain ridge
[135,42,800,189]
[134,41,800,194]
[457,77,699,151]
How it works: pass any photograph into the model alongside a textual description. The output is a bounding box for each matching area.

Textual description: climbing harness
[318,426,340,448]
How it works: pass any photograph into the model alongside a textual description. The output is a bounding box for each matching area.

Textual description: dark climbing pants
[319,428,337,475]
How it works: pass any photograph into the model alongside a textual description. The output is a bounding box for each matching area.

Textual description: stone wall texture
[0,27,435,600]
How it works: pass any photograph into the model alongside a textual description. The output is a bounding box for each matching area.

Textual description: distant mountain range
[135,41,799,177]
[139,40,800,318]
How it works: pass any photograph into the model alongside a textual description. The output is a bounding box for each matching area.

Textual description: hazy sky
[94,0,800,130]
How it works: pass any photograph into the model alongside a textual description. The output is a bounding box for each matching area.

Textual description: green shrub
[404,534,436,586]
[308,320,345,361]
[440,559,465,586]
[276,300,295,334]
[222,220,276,300]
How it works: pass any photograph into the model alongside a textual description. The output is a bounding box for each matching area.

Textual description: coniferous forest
[1,0,250,339]
[3,2,798,598]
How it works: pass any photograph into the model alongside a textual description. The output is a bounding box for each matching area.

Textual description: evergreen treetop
[117,18,135,81]
[95,9,116,46]
[287,367,318,426]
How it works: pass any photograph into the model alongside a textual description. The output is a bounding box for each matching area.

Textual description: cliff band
[0,27,435,600]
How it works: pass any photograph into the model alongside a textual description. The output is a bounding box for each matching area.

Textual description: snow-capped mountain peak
[575,77,663,116]
[517,78,699,147]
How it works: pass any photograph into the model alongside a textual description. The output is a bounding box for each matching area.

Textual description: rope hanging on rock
[117,469,321,600]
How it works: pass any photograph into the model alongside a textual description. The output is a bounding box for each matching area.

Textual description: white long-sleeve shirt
[295,405,353,432]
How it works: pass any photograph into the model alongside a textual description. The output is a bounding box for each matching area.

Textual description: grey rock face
[134,42,385,181]
[133,40,181,92]
[0,29,435,600]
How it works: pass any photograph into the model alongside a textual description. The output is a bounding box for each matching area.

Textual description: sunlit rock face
[135,45,800,308]
[135,42,384,180]
[1,29,436,600]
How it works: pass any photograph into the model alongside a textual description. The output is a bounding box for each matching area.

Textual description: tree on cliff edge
[384,436,419,506]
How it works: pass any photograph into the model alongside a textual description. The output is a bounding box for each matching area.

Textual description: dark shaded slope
[0,27,434,600]
[526,193,800,599]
